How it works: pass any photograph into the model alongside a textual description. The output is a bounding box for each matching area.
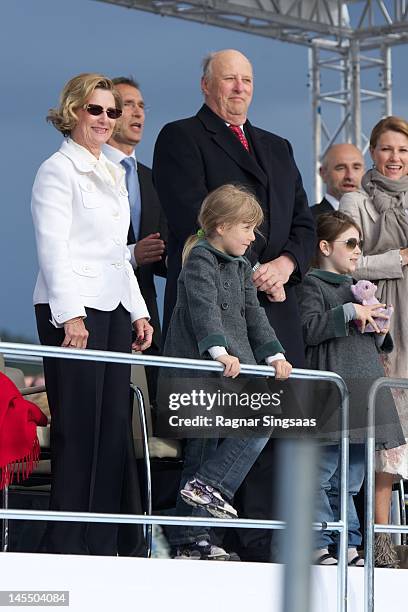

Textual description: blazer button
[223,280,231,289]
[221,302,229,310]
[219,263,225,270]
[240,308,245,317]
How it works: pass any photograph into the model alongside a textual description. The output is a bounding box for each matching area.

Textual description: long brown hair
[182,184,263,265]
[313,211,362,267]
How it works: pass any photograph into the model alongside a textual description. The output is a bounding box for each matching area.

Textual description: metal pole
[342,49,352,143]
[131,384,153,557]
[380,44,392,116]
[365,381,377,612]
[350,38,361,148]
[310,44,322,203]
[365,377,408,612]
[398,479,407,546]
[281,439,317,612]
[1,486,9,552]
[338,387,349,612]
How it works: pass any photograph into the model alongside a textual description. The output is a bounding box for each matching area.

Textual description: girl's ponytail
[182,234,201,265]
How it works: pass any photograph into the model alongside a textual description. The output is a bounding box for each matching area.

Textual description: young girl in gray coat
[162,184,292,560]
[297,211,404,567]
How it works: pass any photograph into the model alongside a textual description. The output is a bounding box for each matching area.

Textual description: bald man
[311,143,365,219]
[153,49,315,562]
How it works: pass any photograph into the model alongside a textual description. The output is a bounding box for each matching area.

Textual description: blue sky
[1,0,407,339]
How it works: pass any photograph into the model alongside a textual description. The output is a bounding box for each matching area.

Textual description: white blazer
[32,139,149,326]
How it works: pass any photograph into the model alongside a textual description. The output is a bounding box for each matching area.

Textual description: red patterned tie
[229,124,250,152]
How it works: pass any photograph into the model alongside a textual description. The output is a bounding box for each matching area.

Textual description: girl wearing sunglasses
[297,211,404,567]
[31,73,152,556]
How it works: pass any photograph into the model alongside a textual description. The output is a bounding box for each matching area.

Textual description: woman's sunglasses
[84,104,122,120]
[332,238,364,251]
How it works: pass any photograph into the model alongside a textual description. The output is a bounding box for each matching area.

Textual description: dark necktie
[121,156,141,241]
[229,124,250,152]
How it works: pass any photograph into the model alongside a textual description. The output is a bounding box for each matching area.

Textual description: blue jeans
[315,444,365,550]
[168,436,268,547]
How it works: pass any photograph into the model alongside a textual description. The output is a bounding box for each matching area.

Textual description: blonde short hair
[47,73,122,136]
[182,184,263,264]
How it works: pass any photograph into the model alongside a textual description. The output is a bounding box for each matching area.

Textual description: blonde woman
[340,116,408,566]
[32,73,152,555]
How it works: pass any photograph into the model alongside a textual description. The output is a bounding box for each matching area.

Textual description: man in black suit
[153,50,315,561]
[104,77,167,401]
[311,143,364,220]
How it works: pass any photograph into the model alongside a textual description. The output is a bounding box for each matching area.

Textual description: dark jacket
[297,269,404,448]
[153,104,315,365]
[310,197,335,221]
[129,162,167,354]
[164,241,283,366]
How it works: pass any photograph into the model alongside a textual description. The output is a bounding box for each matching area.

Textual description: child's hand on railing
[271,359,292,380]
[216,354,241,378]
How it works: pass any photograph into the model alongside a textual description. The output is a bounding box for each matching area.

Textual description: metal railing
[0,341,350,612]
[365,377,408,612]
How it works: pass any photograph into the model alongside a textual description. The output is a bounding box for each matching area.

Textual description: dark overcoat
[310,197,335,221]
[153,104,315,366]
[297,269,404,448]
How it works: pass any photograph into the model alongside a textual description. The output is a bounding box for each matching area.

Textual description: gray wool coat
[163,240,284,369]
[297,269,404,448]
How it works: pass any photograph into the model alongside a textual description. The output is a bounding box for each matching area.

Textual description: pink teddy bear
[350,280,393,333]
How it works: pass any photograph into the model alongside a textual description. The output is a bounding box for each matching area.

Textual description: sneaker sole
[180,490,238,520]
[173,550,231,561]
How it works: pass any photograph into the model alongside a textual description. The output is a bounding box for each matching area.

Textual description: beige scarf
[360,170,408,433]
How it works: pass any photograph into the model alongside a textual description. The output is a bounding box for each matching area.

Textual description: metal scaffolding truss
[96,0,408,198]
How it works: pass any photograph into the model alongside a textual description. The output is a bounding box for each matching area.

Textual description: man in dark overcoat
[153,49,315,561]
[104,76,167,402]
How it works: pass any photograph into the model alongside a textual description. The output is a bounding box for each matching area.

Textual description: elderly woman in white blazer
[31,73,153,556]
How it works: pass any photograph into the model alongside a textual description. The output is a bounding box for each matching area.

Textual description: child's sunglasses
[332,238,363,250]
[84,104,122,120]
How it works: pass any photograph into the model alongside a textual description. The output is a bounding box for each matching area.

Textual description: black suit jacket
[128,162,167,353]
[310,197,335,221]
[153,104,315,365]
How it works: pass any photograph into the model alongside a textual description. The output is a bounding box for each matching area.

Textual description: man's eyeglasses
[332,238,364,251]
[84,104,122,120]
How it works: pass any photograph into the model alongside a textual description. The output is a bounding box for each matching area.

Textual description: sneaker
[173,540,231,561]
[180,478,238,519]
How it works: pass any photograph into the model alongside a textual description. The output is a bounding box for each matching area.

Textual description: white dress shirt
[103,143,139,269]
[324,192,340,211]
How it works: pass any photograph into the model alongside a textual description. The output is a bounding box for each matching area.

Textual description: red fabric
[228,124,250,152]
[0,372,48,489]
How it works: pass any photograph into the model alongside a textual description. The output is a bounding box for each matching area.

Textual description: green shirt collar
[308,268,352,285]
[193,239,248,264]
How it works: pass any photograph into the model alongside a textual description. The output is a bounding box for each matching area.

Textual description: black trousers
[35,304,145,556]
